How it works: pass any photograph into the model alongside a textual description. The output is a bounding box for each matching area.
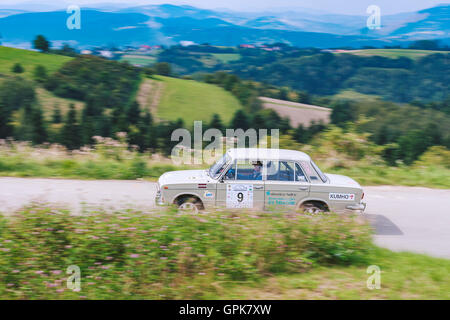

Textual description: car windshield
[311,160,328,183]
[209,154,231,179]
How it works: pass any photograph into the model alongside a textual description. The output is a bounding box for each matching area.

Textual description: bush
[0,205,373,299]
[11,63,24,73]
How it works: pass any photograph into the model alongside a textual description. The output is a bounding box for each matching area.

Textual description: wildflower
[51,270,62,275]
[130,254,139,258]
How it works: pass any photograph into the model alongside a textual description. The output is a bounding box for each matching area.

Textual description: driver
[251,161,263,180]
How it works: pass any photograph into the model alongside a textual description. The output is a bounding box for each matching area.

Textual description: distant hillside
[1,4,448,48]
[0,10,163,47]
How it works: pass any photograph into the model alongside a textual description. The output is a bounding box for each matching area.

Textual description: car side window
[295,163,308,182]
[267,161,295,181]
[223,160,236,180]
[235,160,263,181]
[300,161,320,183]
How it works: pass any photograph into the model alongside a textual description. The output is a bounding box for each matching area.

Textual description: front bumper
[155,189,165,206]
[346,202,366,212]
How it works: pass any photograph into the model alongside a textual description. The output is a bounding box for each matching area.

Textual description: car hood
[158,169,213,186]
[325,173,362,189]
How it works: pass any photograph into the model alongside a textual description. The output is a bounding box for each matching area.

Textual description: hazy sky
[2,0,447,14]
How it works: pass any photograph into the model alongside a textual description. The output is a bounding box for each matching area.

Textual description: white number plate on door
[226,184,254,208]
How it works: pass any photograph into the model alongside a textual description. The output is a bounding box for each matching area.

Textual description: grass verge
[0,204,448,299]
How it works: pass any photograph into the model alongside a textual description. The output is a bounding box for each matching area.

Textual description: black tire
[300,202,328,214]
[177,196,203,213]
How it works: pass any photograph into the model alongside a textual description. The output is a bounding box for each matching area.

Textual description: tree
[61,104,81,149]
[0,100,13,138]
[33,35,50,53]
[251,112,266,132]
[330,100,356,127]
[154,62,171,76]
[208,113,224,132]
[294,124,307,143]
[33,65,48,83]
[12,63,24,73]
[126,101,141,125]
[30,106,47,144]
[52,104,62,124]
[230,110,250,130]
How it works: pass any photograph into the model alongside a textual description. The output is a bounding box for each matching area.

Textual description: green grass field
[211,53,241,63]
[0,46,73,80]
[120,55,156,66]
[330,89,381,102]
[341,48,447,59]
[154,75,243,126]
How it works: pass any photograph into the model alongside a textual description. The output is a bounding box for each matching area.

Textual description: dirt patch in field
[136,78,164,118]
[260,97,331,127]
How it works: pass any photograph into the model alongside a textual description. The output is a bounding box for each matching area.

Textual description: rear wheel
[300,202,328,214]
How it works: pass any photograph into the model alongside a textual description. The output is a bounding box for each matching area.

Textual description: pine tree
[33,35,50,52]
[61,104,81,150]
[208,113,224,133]
[0,101,12,138]
[127,101,141,125]
[30,106,47,144]
[33,65,48,83]
[52,104,62,124]
[230,110,250,130]
[251,113,266,132]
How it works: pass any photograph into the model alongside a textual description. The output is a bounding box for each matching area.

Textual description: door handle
[254,186,264,190]
[298,186,309,191]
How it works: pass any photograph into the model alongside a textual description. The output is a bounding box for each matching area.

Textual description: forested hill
[212,50,449,103]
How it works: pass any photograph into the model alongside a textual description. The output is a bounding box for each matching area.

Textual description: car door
[264,160,310,209]
[216,159,265,210]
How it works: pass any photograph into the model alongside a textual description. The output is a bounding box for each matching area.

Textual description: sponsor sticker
[329,193,355,201]
[204,191,214,198]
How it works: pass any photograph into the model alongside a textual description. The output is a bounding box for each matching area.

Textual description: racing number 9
[237,192,244,202]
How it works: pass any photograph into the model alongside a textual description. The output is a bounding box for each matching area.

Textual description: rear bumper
[346,202,366,212]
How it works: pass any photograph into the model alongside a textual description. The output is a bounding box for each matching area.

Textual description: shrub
[11,63,24,73]
[0,205,373,299]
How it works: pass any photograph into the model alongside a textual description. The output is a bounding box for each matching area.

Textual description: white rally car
[156,148,366,213]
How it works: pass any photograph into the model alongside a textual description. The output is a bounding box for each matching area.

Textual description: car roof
[226,148,311,161]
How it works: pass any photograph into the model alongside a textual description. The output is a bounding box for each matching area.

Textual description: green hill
[0,46,73,80]
[153,75,243,126]
[340,48,447,59]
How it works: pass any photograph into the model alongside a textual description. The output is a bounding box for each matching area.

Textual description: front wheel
[177,197,203,214]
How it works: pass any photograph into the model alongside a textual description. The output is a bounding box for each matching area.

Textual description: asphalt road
[0,177,449,259]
